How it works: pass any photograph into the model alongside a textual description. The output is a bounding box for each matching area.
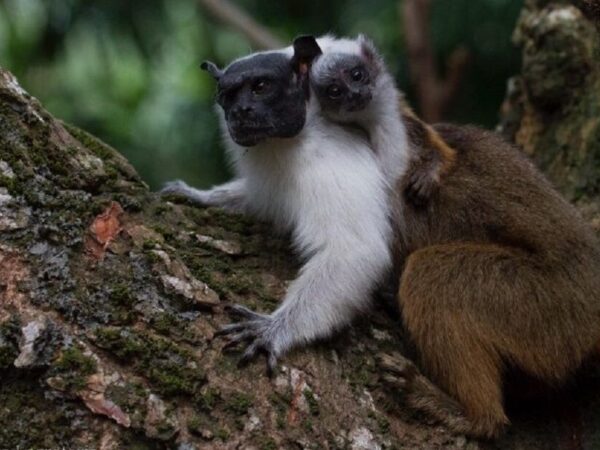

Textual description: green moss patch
[0,369,92,448]
[93,326,205,396]
[224,392,254,416]
[51,346,97,391]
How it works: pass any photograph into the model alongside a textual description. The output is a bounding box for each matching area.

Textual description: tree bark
[0,68,460,449]
[500,0,600,224]
[1,1,600,444]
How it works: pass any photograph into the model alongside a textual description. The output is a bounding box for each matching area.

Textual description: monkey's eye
[350,67,367,83]
[252,79,271,96]
[326,84,343,99]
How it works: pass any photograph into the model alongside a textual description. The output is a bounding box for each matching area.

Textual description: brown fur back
[397,123,600,383]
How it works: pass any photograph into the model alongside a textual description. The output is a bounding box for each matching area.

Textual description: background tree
[0,0,522,189]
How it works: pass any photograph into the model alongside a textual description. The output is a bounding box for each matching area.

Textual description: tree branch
[401,0,470,122]
[197,0,284,50]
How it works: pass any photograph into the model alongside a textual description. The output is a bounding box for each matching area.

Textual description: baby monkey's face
[311,53,375,117]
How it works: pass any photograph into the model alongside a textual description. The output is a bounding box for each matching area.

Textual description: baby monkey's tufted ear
[357,34,384,71]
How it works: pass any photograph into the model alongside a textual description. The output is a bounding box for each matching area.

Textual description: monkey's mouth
[228,124,274,147]
[345,97,371,112]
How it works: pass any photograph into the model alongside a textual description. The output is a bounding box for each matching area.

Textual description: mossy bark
[1,4,600,443]
[0,68,456,449]
[500,0,600,220]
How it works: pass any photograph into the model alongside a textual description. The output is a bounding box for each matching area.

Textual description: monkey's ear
[357,34,383,69]
[291,35,322,75]
[200,60,224,80]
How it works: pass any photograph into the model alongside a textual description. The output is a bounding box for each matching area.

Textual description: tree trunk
[0,68,454,449]
[1,1,600,444]
[500,0,600,227]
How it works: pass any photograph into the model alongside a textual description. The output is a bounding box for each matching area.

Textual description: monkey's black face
[312,54,375,115]
[214,53,307,147]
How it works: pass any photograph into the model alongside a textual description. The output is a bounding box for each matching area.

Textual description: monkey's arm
[402,113,456,207]
[218,238,391,373]
[216,139,392,372]
[160,178,247,212]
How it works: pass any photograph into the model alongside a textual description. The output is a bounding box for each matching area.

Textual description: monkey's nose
[349,91,361,101]
[232,104,254,119]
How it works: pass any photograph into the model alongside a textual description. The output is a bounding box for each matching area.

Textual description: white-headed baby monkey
[309,35,600,439]
[310,34,454,206]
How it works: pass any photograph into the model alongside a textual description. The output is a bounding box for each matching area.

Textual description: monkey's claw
[216,304,280,376]
[237,339,279,375]
[226,304,269,321]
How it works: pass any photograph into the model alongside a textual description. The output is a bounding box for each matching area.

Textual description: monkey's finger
[382,374,408,390]
[227,304,268,320]
[237,340,262,368]
[405,188,424,207]
[221,330,257,351]
[405,179,420,196]
[214,321,258,337]
[407,182,429,207]
[266,352,278,378]
[377,352,403,370]
[377,353,418,379]
[409,172,427,187]
[417,180,434,199]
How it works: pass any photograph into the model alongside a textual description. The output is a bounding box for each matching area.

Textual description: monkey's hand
[160,179,247,212]
[215,304,283,376]
[405,168,439,207]
[160,180,206,204]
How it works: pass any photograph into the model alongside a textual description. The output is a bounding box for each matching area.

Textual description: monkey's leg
[160,178,246,212]
[379,352,476,435]
[397,243,521,438]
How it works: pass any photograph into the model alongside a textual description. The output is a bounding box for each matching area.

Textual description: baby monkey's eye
[327,84,343,99]
[350,67,366,82]
[252,79,271,95]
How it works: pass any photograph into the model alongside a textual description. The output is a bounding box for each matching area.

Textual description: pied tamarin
[161,35,600,438]
[309,34,600,437]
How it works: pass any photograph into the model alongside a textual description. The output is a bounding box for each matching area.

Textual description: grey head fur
[311,35,385,122]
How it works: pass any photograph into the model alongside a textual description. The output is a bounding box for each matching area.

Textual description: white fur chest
[231,117,392,258]
[212,100,395,358]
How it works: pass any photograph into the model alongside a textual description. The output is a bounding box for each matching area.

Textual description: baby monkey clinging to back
[310,35,600,438]
[310,35,454,206]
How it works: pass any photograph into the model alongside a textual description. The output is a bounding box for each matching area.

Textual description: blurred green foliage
[0,0,522,189]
